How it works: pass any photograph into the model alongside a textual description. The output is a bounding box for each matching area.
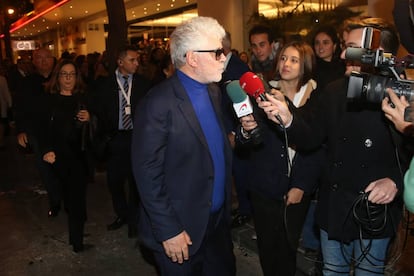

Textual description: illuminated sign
[12,40,36,50]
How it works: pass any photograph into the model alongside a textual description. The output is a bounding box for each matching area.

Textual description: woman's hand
[240,114,258,132]
[43,151,56,164]
[257,90,293,126]
[77,110,90,122]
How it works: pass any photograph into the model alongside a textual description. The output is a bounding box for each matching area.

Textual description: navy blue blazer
[131,74,233,254]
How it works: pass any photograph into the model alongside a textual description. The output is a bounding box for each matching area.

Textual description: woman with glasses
[40,59,93,253]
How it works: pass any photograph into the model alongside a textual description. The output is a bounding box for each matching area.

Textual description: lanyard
[116,74,132,106]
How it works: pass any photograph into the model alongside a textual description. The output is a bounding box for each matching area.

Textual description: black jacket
[288,77,411,241]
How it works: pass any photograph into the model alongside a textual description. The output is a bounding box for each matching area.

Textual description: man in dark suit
[131,17,236,275]
[92,45,151,237]
[14,48,61,217]
[255,18,410,275]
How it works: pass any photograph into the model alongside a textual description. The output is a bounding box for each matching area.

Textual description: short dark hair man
[253,17,410,275]
[248,25,279,82]
[91,45,151,237]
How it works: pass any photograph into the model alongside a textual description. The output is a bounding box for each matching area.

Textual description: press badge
[125,105,131,115]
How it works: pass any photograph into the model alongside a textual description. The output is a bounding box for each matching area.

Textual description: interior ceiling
[10,0,197,39]
[8,0,354,40]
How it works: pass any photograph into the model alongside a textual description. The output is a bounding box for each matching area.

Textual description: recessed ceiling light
[171,4,174,7]
[85,10,88,14]
[57,22,60,25]
[69,17,73,20]
[70,5,73,8]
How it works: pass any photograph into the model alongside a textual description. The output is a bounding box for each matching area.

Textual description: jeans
[301,199,320,250]
[320,230,390,276]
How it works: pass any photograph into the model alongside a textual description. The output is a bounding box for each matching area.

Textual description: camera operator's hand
[364,177,398,205]
[257,90,292,126]
[382,88,412,134]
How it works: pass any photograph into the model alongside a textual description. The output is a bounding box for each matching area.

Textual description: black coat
[288,77,410,241]
[237,82,326,200]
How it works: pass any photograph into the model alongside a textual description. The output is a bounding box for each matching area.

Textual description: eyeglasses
[185,48,225,60]
[59,71,76,78]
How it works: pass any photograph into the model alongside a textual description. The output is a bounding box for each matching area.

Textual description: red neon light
[9,0,71,33]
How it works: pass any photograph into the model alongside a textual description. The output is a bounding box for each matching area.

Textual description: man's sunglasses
[184,48,225,60]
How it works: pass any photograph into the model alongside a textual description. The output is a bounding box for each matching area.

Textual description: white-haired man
[132,17,236,275]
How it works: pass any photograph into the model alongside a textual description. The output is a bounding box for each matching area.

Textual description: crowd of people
[0,10,414,276]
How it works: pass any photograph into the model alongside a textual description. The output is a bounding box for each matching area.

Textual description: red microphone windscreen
[239,72,265,98]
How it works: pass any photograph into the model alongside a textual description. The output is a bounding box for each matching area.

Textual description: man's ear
[186,51,197,67]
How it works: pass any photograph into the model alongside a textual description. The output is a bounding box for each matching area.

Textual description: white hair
[170,16,225,68]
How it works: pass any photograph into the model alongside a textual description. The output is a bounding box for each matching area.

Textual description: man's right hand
[162,231,192,264]
[17,132,28,148]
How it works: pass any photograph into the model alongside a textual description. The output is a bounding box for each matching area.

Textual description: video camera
[346,27,414,108]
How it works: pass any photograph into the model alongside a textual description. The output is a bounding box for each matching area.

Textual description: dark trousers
[251,191,310,276]
[54,155,87,248]
[232,152,252,216]
[107,131,139,225]
[153,209,236,276]
[29,134,61,209]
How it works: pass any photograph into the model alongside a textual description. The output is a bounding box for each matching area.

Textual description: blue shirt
[177,70,226,212]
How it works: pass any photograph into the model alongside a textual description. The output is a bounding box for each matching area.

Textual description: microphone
[239,72,267,101]
[239,72,284,125]
[226,80,262,144]
[226,80,254,118]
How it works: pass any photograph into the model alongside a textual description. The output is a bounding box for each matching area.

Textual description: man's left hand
[365,177,398,204]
